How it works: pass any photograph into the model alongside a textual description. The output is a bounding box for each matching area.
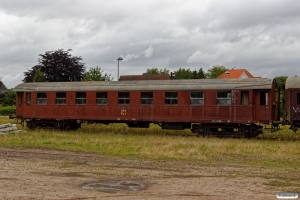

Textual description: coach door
[16,92,24,116]
[257,90,271,123]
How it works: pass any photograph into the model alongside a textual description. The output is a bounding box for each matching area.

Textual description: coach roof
[285,76,300,89]
[14,78,273,92]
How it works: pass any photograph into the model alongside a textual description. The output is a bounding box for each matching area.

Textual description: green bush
[1,89,16,107]
[0,106,16,116]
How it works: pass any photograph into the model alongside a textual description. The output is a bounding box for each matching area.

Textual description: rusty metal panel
[19,103,258,124]
[139,106,153,120]
[14,78,273,92]
[95,106,109,119]
[233,106,253,122]
[191,106,204,119]
[55,105,70,118]
[35,105,54,118]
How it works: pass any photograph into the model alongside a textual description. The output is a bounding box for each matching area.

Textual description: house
[218,69,259,79]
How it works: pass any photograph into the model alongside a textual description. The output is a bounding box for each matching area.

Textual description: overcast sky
[1,0,300,88]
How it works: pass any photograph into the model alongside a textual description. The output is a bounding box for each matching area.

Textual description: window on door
[260,91,268,105]
[241,91,249,105]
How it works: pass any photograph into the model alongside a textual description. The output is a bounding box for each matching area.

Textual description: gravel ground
[0,147,279,199]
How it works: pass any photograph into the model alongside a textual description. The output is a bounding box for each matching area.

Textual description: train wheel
[202,129,211,137]
[27,120,37,130]
[289,126,298,133]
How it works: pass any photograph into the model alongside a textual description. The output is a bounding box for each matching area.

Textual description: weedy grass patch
[0,118,299,169]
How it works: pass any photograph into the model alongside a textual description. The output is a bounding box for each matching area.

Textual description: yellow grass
[0,117,299,169]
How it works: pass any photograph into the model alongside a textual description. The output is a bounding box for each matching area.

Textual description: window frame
[26,93,31,105]
[37,92,47,105]
[96,92,108,105]
[217,91,232,105]
[76,92,86,105]
[118,92,130,104]
[297,93,300,105]
[141,92,153,105]
[165,92,178,105]
[56,92,66,105]
[240,91,249,105]
[260,91,268,106]
[190,91,204,105]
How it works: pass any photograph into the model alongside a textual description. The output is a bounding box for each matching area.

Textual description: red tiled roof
[218,69,255,79]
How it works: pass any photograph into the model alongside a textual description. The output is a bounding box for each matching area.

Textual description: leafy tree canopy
[275,76,288,117]
[0,81,7,90]
[206,65,227,79]
[23,65,44,83]
[1,89,15,107]
[173,68,206,79]
[23,49,86,82]
[275,76,288,90]
[33,69,45,82]
[83,66,113,81]
[146,68,170,75]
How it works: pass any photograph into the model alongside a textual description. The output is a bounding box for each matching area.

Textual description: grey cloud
[0,0,300,88]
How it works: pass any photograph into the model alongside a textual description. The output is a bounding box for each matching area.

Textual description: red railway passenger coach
[14,78,279,138]
[284,76,300,132]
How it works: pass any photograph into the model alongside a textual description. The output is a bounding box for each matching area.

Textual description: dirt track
[0,147,279,199]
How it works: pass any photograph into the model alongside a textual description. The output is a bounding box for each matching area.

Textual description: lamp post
[117,57,123,81]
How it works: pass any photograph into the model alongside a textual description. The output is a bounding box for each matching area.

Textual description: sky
[1,0,300,88]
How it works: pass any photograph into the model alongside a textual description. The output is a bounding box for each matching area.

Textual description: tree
[195,68,206,79]
[173,68,193,79]
[33,69,45,82]
[206,65,227,79]
[146,68,170,75]
[173,68,206,79]
[0,81,8,103]
[83,66,113,81]
[23,65,44,83]
[1,89,15,107]
[275,76,288,117]
[0,80,7,90]
[23,49,85,82]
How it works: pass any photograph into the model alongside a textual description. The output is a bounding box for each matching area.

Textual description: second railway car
[284,76,300,132]
[13,78,280,138]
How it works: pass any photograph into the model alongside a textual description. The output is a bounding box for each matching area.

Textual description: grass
[0,116,300,170]
[1,116,300,191]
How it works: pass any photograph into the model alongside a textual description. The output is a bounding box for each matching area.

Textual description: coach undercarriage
[25,119,81,130]
[191,123,263,138]
[21,118,262,138]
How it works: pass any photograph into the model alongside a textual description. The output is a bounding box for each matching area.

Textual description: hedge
[0,106,16,116]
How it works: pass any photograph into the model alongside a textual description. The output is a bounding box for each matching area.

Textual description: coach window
[260,91,268,106]
[190,92,204,105]
[26,93,31,105]
[297,93,300,105]
[56,92,66,104]
[241,91,249,105]
[37,92,47,104]
[165,92,178,105]
[141,92,153,104]
[118,92,130,104]
[217,91,231,105]
[96,92,108,105]
[76,92,86,104]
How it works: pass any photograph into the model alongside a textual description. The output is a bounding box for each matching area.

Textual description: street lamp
[117,57,123,81]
